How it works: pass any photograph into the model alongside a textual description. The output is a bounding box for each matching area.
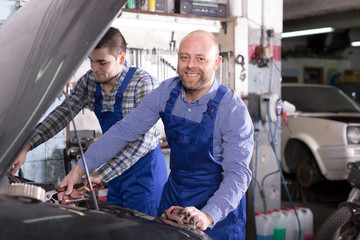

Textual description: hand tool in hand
[45,183,84,204]
[160,206,198,230]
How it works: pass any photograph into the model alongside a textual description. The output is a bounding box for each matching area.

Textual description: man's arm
[96,128,158,182]
[201,92,254,227]
[95,70,160,182]
[10,143,31,175]
[29,76,89,150]
[10,74,90,174]
[58,81,166,195]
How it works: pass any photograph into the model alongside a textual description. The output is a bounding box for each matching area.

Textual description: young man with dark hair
[11,27,167,216]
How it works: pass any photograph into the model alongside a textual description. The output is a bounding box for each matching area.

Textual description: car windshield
[282,85,360,113]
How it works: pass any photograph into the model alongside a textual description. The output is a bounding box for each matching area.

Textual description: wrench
[45,183,84,204]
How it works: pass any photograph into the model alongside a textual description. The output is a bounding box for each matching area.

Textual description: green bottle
[126,0,135,9]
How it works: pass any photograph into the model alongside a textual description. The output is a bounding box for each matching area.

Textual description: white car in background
[281,83,360,188]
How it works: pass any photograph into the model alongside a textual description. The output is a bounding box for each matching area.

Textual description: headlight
[347,126,360,144]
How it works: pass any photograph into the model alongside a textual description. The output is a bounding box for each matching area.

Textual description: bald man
[59,30,254,240]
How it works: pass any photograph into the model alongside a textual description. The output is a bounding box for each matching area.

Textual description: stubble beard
[95,72,119,84]
[178,68,211,92]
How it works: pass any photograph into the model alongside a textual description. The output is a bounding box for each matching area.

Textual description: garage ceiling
[283,0,360,32]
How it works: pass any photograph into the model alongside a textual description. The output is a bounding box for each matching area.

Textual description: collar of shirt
[179,79,220,106]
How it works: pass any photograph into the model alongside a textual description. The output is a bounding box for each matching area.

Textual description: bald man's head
[177,30,222,101]
[180,30,220,57]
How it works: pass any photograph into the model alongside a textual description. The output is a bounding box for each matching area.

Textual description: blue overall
[158,81,246,240]
[93,67,167,216]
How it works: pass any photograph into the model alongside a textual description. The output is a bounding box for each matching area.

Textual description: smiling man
[60,30,254,240]
[11,27,167,216]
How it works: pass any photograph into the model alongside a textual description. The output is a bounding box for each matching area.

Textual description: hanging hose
[63,90,99,211]
[266,100,302,240]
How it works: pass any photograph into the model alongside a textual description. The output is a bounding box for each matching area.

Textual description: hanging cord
[259,102,280,205]
[266,100,302,240]
[253,118,260,201]
[253,118,268,212]
[63,90,99,211]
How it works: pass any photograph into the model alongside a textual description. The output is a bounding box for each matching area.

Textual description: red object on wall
[248,44,281,62]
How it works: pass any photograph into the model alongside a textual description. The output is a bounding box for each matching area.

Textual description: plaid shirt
[29,61,160,182]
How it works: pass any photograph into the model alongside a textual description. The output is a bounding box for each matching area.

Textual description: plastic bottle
[126,0,135,9]
[255,212,274,240]
[140,0,148,11]
[292,206,305,240]
[148,0,155,11]
[272,209,286,240]
[299,207,313,240]
[282,208,295,240]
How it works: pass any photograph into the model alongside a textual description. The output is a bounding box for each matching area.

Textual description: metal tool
[236,54,246,81]
[45,183,84,204]
[60,197,90,205]
[64,90,99,211]
[169,31,176,52]
[160,206,198,230]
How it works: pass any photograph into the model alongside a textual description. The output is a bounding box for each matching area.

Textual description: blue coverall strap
[164,80,182,114]
[94,83,103,112]
[203,84,227,119]
[115,67,137,106]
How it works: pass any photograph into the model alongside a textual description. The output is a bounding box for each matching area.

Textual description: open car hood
[0,2,211,239]
[0,0,125,176]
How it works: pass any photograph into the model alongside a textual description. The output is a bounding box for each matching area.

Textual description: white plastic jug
[255,212,274,240]
[273,209,286,240]
[282,208,295,240]
[292,206,305,240]
[299,207,313,240]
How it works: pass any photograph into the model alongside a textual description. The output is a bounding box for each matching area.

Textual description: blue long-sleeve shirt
[78,77,254,226]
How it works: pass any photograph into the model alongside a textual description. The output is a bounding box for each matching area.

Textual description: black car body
[0,1,209,239]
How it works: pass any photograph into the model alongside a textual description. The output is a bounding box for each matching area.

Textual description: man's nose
[186,58,195,69]
[91,62,100,71]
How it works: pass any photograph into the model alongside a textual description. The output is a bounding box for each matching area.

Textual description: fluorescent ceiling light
[112,11,222,33]
[351,41,360,47]
[281,27,334,38]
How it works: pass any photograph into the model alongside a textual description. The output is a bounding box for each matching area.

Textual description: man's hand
[57,165,85,201]
[182,206,213,230]
[82,171,103,191]
[10,143,31,175]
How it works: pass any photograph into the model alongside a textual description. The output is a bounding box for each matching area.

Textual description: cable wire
[63,90,99,211]
[266,100,302,240]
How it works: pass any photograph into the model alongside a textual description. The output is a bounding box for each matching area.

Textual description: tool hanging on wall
[128,48,245,86]
[220,51,234,88]
[127,47,177,82]
[236,54,246,81]
[225,51,230,87]
[169,31,176,52]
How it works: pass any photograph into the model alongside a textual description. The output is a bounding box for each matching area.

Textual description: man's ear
[214,55,222,71]
[118,52,126,65]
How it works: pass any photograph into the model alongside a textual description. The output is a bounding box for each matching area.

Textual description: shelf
[112,8,235,33]
[121,9,235,22]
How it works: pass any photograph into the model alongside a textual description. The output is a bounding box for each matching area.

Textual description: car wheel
[285,140,323,188]
[284,140,312,172]
[296,161,315,188]
[296,158,324,189]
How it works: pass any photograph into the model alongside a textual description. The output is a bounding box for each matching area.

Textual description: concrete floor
[281,178,352,237]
